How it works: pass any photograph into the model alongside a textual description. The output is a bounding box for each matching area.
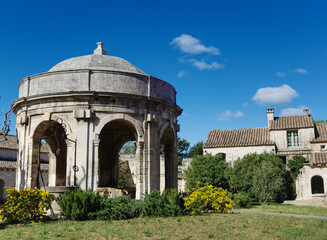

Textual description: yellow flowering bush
[0,187,55,223]
[184,182,234,214]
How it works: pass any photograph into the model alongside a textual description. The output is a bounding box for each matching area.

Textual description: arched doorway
[0,179,5,203]
[311,175,325,194]
[32,121,67,188]
[98,120,137,189]
[160,127,177,190]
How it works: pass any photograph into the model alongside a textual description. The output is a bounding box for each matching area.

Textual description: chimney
[303,108,309,116]
[94,42,107,55]
[267,107,274,128]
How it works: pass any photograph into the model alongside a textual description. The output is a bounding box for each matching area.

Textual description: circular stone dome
[15,42,177,106]
[49,54,146,75]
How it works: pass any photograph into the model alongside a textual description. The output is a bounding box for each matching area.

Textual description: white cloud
[177,70,187,78]
[218,110,244,121]
[252,84,299,105]
[189,59,224,70]
[293,68,309,74]
[241,103,249,106]
[276,68,309,77]
[170,34,220,55]
[276,71,285,77]
[280,105,309,116]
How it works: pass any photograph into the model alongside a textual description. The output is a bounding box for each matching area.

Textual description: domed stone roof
[49,42,146,75]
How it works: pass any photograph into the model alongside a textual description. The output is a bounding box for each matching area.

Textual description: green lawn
[246,203,327,217]
[0,213,327,240]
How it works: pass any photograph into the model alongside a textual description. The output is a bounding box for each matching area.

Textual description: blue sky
[1,1,327,145]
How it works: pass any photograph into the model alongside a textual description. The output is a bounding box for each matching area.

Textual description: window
[321,145,326,151]
[287,130,299,148]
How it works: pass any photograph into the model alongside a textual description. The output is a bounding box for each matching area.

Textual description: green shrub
[57,188,101,220]
[233,192,252,208]
[88,195,139,220]
[143,190,181,217]
[184,182,234,214]
[0,187,55,223]
[184,153,229,191]
[161,188,180,206]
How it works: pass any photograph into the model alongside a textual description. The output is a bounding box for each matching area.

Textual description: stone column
[135,141,144,199]
[146,114,160,193]
[92,137,100,191]
[65,139,76,187]
[26,141,34,188]
[74,120,90,190]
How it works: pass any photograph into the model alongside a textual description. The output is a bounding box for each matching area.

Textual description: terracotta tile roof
[203,127,274,148]
[269,115,314,130]
[312,123,327,142]
[312,152,327,165]
[0,135,18,150]
[0,135,50,152]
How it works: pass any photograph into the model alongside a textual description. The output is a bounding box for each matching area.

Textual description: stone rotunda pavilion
[12,42,182,199]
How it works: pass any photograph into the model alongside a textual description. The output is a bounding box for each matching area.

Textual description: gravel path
[234,209,327,219]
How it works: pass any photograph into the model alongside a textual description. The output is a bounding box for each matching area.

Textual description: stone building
[203,108,327,202]
[0,135,49,202]
[11,43,182,199]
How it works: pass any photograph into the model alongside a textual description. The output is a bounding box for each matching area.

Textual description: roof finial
[94,42,107,55]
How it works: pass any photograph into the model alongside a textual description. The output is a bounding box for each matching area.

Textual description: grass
[246,203,327,217]
[0,213,327,240]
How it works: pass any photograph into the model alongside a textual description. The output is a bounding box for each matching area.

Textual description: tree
[226,152,287,202]
[188,141,204,158]
[177,138,190,165]
[184,153,229,191]
[251,161,286,203]
[314,120,327,123]
[120,141,136,154]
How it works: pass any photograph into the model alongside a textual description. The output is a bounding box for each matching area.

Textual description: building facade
[0,135,49,202]
[203,108,327,202]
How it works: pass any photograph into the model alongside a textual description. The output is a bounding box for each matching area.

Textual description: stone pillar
[92,137,100,191]
[65,139,76,187]
[48,152,57,187]
[135,141,144,199]
[74,120,90,190]
[16,128,27,190]
[26,141,34,188]
[146,114,160,193]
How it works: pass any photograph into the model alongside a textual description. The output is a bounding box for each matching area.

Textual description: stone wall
[296,165,327,201]
[0,170,16,202]
[270,128,315,151]
[204,145,275,164]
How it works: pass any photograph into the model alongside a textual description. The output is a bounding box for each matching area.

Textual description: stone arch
[160,125,177,190]
[98,119,138,188]
[94,114,144,142]
[30,116,72,139]
[0,179,5,203]
[311,175,325,194]
[32,120,67,188]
